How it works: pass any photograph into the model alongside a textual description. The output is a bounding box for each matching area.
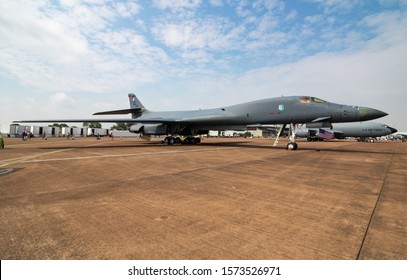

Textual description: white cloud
[152,18,242,52]
[49,92,75,105]
[285,10,297,21]
[0,0,168,93]
[306,0,363,13]
[253,0,285,12]
[0,1,88,63]
[304,15,324,24]
[360,10,407,48]
[379,0,407,6]
[113,1,141,17]
[209,0,223,7]
[153,0,202,11]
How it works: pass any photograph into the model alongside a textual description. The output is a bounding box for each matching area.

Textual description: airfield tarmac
[0,136,406,260]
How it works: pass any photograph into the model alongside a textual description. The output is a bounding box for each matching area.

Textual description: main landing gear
[164,136,201,145]
[273,123,298,150]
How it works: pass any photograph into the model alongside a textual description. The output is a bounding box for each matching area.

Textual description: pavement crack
[356,146,396,260]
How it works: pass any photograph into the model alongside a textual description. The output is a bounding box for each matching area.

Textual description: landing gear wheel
[164,136,175,145]
[287,142,298,150]
[181,137,201,145]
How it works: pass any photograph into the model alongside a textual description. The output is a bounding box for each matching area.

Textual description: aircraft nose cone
[359,107,388,121]
[388,126,398,134]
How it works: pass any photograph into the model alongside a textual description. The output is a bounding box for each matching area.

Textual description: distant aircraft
[295,121,397,141]
[13,94,387,150]
[392,132,407,142]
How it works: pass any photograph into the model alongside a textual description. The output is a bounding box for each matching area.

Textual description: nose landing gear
[273,123,299,150]
[287,141,298,150]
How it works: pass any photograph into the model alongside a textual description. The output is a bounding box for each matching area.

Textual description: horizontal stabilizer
[93,108,141,115]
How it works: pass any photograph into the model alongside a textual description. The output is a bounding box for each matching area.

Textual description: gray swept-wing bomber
[13,94,387,150]
[295,121,397,141]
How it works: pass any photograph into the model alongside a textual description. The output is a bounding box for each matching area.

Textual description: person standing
[22,129,27,141]
[0,132,4,149]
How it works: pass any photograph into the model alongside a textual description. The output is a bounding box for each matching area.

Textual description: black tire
[287,142,298,150]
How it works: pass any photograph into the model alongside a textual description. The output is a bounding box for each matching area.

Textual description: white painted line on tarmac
[0,149,76,168]
[19,147,240,164]
[0,141,110,167]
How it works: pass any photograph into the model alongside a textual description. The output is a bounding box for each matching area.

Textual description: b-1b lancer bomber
[14,94,387,150]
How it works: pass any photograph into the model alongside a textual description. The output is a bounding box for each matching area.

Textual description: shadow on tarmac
[37,139,400,155]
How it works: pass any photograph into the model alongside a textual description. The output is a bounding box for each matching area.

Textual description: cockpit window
[299,97,311,103]
[299,97,327,103]
[311,97,326,103]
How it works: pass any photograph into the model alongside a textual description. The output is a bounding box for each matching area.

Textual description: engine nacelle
[306,121,332,128]
[308,129,318,136]
[129,123,144,133]
[129,123,167,135]
[144,124,167,135]
[333,132,345,139]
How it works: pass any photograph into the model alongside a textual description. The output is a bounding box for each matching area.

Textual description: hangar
[9,124,109,138]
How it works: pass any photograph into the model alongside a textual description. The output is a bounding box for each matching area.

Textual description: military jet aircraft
[295,121,397,141]
[13,94,387,150]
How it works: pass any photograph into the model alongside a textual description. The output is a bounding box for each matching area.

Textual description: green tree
[49,123,68,128]
[110,122,129,130]
[83,122,102,128]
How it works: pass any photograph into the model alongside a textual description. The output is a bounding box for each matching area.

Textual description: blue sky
[1,0,407,132]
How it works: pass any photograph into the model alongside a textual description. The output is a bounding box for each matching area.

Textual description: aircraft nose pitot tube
[358,107,388,121]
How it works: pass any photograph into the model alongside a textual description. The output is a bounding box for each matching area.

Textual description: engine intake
[129,123,167,135]
[306,121,332,128]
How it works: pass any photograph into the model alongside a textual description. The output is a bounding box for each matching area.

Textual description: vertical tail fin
[128,93,145,118]
[93,94,147,118]
[128,93,145,110]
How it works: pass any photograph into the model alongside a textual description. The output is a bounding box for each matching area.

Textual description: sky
[1,0,406,133]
